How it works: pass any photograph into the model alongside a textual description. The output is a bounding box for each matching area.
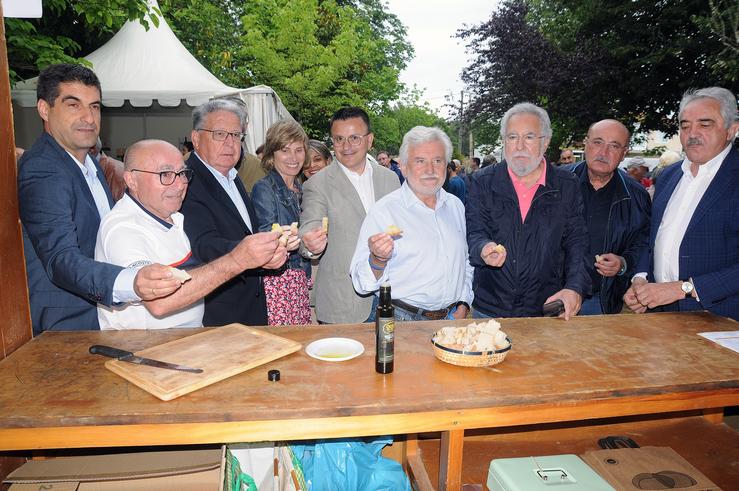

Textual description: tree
[5,0,155,83]
[457,0,738,160]
[372,89,451,155]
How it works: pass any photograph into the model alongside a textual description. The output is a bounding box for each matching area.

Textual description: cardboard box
[3,449,222,490]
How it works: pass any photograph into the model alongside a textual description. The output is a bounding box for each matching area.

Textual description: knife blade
[89,345,203,373]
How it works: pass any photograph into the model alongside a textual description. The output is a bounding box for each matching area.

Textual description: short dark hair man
[567,120,651,314]
[466,102,590,319]
[558,149,575,165]
[300,107,400,323]
[18,64,182,335]
[624,87,739,321]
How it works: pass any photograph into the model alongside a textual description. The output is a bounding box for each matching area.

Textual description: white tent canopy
[11,0,291,154]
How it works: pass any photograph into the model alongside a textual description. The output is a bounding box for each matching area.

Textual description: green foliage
[372,90,451,155]
[5,0,155,83]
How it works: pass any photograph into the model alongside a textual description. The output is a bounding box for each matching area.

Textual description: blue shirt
[350,183,473,309]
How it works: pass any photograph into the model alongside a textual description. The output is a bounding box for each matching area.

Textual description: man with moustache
[18,64,182,335]
[350,126,473,321]
[96,140,284,329]
[567,120,651,314]
[466,102,590,319]
[624,87,739,320]
[300,107,400,324]
[181,99,287,326]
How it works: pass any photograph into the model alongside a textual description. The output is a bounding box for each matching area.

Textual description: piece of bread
[494,243,506,254]
[290,222,298,235]
[169,267,192,283]
[386,225,403,237]
[322,216,329,233]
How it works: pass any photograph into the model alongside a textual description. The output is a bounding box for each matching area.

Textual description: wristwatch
[680,280,694,297]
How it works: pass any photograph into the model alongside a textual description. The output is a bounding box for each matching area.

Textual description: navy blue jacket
[18,132,120,335]
[181,153,268,327]
[466,162,590,317]
[569,162,651,313]
[251,170,311,276]
[637,148,739,320]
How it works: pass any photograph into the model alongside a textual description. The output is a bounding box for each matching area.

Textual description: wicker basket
[431,336,512,367]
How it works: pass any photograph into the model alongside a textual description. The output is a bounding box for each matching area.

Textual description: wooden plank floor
[417,414,739,490]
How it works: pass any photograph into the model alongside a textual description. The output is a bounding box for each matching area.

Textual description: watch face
[681,282,693,294]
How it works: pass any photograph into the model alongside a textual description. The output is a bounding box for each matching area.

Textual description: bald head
[584,119,630,182]
[123,139,190,222]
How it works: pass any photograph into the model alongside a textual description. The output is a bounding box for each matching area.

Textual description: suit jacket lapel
[234,177,255,234]
[328,161,366,219]
[188,153,250,231]
[45,133,104,215]
[685,148,739,236]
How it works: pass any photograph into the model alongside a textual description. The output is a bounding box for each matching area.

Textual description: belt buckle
[424,309,448,320]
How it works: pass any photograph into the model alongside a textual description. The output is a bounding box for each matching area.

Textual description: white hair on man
[499,102,552,139]
[398,126,453,164]
[192,98,249,132]
[679,87,738,130]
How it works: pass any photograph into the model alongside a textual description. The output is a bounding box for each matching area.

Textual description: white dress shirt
[653,143,731,283]
[338,157,375,213]
[197,152,253,231]
[350,183,474,309]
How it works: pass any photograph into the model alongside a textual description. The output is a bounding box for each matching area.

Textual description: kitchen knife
[89,345,203,373]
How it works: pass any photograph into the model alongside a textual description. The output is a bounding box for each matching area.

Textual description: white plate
[305,337,365,362]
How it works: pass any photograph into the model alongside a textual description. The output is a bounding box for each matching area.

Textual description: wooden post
[0,2,33,359]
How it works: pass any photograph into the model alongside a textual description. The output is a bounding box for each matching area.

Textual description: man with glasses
[566,120,650,314]
[18,64,183,335]
[466,102,590,319]
[300,107,400,324]
[181,99,287,326]
[96,140,284,329]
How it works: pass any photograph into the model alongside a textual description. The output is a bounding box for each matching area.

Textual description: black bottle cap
[268,369,281,382]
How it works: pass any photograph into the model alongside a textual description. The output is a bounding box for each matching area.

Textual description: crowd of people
[17,63,738,337]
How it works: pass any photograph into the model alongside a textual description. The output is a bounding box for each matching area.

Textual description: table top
[1,312,737,450]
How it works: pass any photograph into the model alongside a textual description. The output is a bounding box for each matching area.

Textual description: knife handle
[89,345,133,359]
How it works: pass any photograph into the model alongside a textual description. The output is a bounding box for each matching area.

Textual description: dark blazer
[18,132,121,335]
[637,147,739,320]
[466,162,591,317]
[569,162,651,314]
[180,152,268,326]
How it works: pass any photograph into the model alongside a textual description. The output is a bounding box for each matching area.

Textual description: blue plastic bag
[291,437,411,491]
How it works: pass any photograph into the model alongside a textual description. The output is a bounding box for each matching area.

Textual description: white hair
[192,98,248,132]
[500,102,552,139]
[679,87,737,129]
[398,126,453,164]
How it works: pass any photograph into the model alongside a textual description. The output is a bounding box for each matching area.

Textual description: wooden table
[0,312,737,490]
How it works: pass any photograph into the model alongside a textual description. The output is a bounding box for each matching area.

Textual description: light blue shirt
[196,151,253,231]
[350,183,473,310]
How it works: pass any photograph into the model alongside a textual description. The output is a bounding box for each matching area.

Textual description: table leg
[439,429,464,491]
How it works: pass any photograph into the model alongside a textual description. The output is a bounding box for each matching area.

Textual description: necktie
[83,159,111,219]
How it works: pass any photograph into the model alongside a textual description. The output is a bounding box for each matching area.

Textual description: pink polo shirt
[507,160,547,222]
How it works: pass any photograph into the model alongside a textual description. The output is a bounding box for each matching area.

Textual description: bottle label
[376,317,395,363]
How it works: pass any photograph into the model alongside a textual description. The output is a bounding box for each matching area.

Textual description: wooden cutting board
[104,324,302,401]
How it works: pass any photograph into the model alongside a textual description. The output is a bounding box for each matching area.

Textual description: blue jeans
[579,295,604,315]
[364,295,380,322]
[472,308,491,319]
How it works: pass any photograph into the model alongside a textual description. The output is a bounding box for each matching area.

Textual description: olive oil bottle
[375,283,395,374]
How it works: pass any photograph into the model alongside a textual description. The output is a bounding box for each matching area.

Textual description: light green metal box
[487,454,615,491]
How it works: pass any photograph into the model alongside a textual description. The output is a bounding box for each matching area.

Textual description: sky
[385,1,499,117]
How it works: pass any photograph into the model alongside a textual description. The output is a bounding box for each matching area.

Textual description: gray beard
[508,159,541,177]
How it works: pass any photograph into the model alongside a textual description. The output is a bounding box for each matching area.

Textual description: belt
[391,299,456,320]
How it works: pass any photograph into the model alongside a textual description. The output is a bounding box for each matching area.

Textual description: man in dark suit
[18,64,182,335]
[181,99,286,326]
[624,87,739,320]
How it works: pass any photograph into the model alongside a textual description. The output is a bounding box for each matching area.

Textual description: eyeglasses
[130,168,194,185]
[197,128,246,142]
[586,138,626,152]
[331,134,370,147]
[504,133,546,145]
